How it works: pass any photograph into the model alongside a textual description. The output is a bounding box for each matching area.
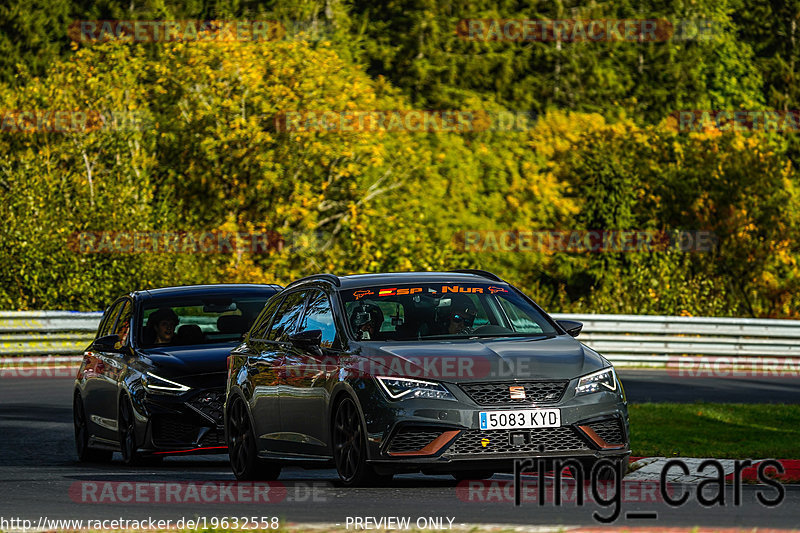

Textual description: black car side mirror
[557,320,583,337]
[288,329,324,355]
[93,334,121,352]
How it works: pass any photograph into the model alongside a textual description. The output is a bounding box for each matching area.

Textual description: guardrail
[1,311,799,369]
[551,313,800,369]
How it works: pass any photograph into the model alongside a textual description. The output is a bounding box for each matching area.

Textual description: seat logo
[509,386,526,399]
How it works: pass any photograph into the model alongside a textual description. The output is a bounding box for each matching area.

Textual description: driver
[146,307,180,345]
[446,295,478,335]
[349,303,384,340]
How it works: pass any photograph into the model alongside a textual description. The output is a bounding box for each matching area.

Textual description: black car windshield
[340,283,558,341]
[138,296,268,348]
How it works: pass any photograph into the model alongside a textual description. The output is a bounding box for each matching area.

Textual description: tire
[227,396,281,481]
[118,395,143,465]
[73,393,112,463]
[332,396,392,486]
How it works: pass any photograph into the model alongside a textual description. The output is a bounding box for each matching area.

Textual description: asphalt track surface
[1,371,798,529]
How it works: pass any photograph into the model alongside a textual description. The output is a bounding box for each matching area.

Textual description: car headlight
[575,367,617,396]
[376,376,456,401]
[142,372,191,394]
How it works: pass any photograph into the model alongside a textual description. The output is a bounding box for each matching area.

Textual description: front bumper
[360,381,629,472]
[132,387,228,454]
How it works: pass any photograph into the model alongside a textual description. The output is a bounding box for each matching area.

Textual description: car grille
[587,418,625,445]
[198,429,226,447]
[460,381,569,406]
[187,389,225,425]
[152,416,200,446]
[386,429,443,454]
[448,427,589,456]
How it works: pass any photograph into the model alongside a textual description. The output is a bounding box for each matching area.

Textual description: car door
[279,289,340,456]
[84,299,127,440]
[248,290,307,453]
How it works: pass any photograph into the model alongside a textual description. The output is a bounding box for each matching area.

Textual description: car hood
[138,343,235,388]
[354,335,608,383]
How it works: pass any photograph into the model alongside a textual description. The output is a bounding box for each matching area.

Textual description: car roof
[133,283,282,300]
[287,271,508,290]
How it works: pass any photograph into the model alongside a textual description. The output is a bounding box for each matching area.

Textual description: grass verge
[629,402,800,459]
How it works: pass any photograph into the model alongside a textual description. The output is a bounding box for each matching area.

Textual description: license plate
[479,409,561,430]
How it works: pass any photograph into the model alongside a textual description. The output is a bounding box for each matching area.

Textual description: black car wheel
[118,395,142,465]
[227,396,281,481]
[332,396,392,486]
[73,393,112,463]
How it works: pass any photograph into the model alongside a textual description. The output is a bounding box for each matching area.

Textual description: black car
[73,283,281,464]
[225,270,629,485]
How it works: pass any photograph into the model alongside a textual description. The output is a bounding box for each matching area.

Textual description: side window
[250,295,284,339]
[266,291,307,342]
[498,298,544,333]
[297,291,338,348]
[98,301,124,338]
[111,299,133,346]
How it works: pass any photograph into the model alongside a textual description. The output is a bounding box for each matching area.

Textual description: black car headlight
[575,367,617,396]
[142,372,191,394]
[376,376,456,401]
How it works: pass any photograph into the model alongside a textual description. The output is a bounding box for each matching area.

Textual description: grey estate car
[225,270,629,485]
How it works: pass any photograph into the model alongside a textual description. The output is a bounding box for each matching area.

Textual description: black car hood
[138,343,235,388]
[355,335,608,383]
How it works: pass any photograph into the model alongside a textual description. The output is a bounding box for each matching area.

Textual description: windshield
[138,295,269,348]
[341,283,558,341]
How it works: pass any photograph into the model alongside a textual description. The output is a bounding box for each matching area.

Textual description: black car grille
[198,429,226,447]
[460,381,568,406]
[187,389,225,426]
[448,427,589,456]
[152,416,200,446]
[386,429,444,454]
[587,418,625,445]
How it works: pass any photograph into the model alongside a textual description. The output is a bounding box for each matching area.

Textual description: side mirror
[93,334,121,352]
[557,320,583,337]
[288,329,323,354]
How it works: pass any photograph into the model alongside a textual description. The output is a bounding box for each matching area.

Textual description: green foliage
[0,1,799,318]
